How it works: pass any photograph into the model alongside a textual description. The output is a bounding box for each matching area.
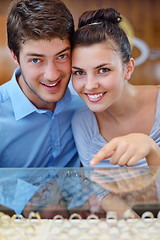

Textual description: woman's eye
[99,68,110,74]
[31,59,40,64]
[73,70,84,76]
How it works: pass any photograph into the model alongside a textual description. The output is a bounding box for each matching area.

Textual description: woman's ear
[9,49,19,66]
[124,58,135,80]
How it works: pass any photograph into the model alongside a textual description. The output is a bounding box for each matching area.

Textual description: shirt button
[52,116,55,120]
[54,142,57,146]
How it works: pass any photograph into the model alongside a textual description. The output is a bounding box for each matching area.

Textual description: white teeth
[45,82,58,87]
[87,93,103,99]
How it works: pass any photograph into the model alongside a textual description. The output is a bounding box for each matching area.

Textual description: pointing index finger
[90,138,118,166]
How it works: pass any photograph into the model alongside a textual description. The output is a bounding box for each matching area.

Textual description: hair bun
[78,8,122,28]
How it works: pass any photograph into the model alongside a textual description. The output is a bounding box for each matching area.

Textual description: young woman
[71,8,160,168]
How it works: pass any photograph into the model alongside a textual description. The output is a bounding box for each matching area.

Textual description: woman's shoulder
[72,105,99,137]
[72,105,94,122]
[144,85,160,106]
[135,85,160,104]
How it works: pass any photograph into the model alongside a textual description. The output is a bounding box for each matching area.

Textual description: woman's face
[72,41,131,113]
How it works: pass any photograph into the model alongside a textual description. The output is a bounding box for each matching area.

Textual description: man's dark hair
[7,0,74,60]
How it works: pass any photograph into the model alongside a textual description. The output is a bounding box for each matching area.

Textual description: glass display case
[0,167,160,239]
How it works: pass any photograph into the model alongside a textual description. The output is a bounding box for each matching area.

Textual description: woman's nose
[85,75,99,91]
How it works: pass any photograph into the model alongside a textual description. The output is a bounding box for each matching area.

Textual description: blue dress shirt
[0,68,83,167]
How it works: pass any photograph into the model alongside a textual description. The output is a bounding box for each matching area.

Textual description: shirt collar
[8,67,71,120]
[54,87,71,116]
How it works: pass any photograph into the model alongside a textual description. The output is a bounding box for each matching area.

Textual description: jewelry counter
[0,167,160,239]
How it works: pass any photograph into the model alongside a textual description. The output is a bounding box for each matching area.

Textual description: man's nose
[44,62,60,81]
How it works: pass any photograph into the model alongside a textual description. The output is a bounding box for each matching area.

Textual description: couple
[0,0,160,168]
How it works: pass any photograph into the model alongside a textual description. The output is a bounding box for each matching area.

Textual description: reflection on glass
[0,167,159,219]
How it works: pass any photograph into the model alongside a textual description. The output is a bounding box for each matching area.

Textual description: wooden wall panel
[0,15,7,46]
[0,14,17,85]
[0,0,160,85]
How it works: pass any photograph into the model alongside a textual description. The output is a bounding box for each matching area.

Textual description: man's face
[12,38,71,111]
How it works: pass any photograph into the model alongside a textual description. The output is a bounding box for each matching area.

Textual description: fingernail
[90,160,95,166]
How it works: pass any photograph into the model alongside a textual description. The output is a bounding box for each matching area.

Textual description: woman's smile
[85,92,106,102]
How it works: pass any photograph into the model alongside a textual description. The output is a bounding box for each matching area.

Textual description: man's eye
[31,59,40,63]
[99,68,110,74]
[58,54,67,60]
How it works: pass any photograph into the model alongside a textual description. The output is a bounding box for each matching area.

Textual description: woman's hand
[90,133,160,167]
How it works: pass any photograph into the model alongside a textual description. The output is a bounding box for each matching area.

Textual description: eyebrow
[55,47,70,56]
[72,63,111,70]
[26,47,71,57]
[72,66,83,70]
[95,63,111,69]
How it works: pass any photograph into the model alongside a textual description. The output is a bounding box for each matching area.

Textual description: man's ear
[9,49,19,66]
[124,58,135,80]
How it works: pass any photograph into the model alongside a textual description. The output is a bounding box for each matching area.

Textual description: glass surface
[0,167,160,219]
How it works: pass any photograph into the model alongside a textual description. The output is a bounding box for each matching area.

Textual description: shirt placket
[51,115,60,158]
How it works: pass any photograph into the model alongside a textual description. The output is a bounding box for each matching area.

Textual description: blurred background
[0,0,160,86]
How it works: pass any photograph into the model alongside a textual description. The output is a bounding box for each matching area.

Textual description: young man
[0,0,83,167]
